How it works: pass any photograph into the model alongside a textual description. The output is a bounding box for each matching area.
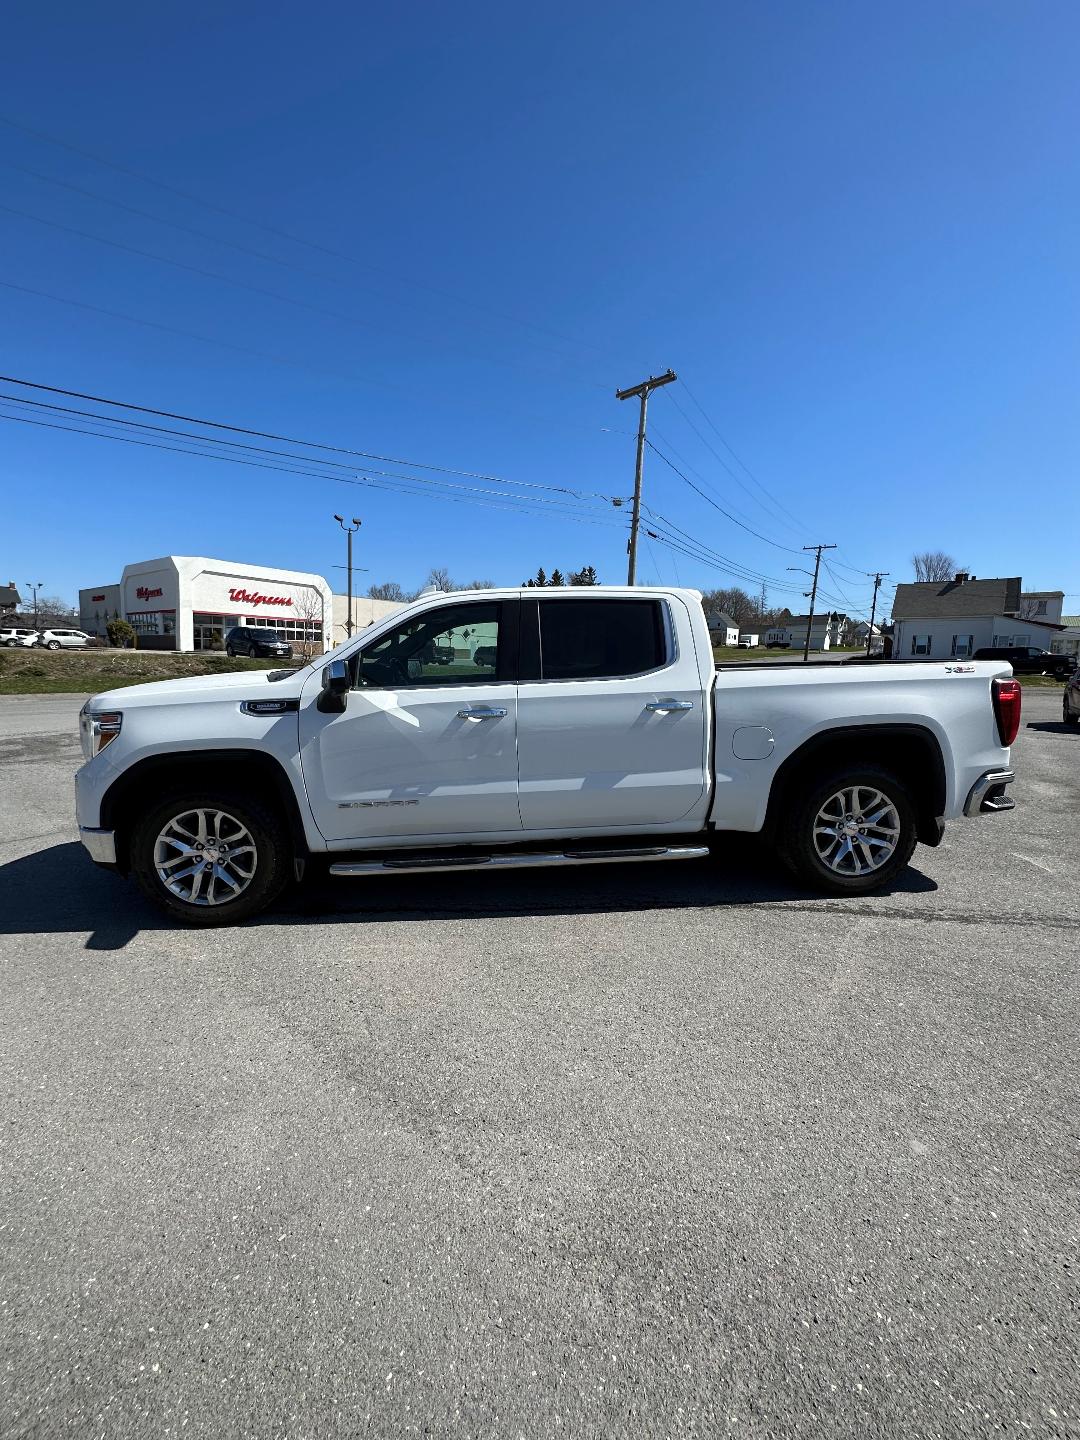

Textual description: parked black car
[225,626,293,659]
[972,645,1072,680]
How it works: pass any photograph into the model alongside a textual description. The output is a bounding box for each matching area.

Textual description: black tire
[778,764,918,896]
[1064,694,1079,727]
[226,646,235,657]
[130,790,292,926]
[47,640,61,650]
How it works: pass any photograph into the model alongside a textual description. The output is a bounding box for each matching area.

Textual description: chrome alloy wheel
[812,785,901,877]
[153,807,258,907]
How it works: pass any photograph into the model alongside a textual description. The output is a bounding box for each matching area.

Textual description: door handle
[645,699,694,712]
[457,705,508,720]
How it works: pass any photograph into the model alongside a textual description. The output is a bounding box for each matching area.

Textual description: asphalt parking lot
[1,691,1077,1438]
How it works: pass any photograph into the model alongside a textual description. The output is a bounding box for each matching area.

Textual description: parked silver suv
[0,627,40,647]
[36,628,91,650]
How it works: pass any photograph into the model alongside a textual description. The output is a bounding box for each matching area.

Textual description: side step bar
[328,844,710,878]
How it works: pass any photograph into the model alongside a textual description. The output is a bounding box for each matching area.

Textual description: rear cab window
[527,597,669,680]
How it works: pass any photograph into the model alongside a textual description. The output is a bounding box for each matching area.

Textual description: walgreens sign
[228,586,294,609]
[136,585,164,601]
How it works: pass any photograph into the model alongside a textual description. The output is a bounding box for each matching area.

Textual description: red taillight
[992,677,1022,746]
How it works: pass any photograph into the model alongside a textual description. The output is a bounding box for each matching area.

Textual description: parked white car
[74,586,1021,926]
[37,628,91,650]
[0,627,40,647]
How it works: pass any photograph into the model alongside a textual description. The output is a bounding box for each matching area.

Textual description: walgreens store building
[79,555,333,653]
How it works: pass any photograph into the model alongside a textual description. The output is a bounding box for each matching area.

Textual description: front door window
[356,603,502,688]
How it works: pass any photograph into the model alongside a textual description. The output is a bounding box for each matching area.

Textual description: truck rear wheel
[130,791,291,926]
[779,765,918,896]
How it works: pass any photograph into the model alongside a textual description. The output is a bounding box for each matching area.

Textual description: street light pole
[615,370,677,584]
[26,581,43,630]
[333,517,362,637]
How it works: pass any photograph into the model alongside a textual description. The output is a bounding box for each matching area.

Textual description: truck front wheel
[130,791,291,926]
[779,765,918,896]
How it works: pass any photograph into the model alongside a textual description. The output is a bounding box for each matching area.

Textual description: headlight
[79,706,122,761]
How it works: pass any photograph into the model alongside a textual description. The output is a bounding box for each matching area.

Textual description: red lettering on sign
[136,586,164,600]
[91,594,106,602]
[227,587,294,608]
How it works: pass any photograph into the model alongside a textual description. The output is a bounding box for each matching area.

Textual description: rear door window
[537,598,666,680]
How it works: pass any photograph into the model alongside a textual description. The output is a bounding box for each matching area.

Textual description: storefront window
[193,613,226,651]
[128,611,162,635]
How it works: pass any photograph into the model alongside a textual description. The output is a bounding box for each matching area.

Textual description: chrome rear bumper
[79,826,117,865]
[964,770,1015,817]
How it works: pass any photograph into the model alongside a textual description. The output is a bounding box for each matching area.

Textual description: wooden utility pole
[866,571,889,656]
[800,544,836,662]
[615,369,676,584]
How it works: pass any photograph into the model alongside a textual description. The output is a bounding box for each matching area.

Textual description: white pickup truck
[75,587,1021,926]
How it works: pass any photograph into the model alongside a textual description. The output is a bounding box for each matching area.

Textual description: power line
[0,111,610,362]
[639,504,802,593]
[648,419,788,540]
[0,373,607,497]
[0,278,379,388]
[644,438,805,555]
[664,386,807,541]
[0,201,431,346]
[678,378,810,535]
[0,410,627,530]
[0,395,619,523]
[1,161,601,387]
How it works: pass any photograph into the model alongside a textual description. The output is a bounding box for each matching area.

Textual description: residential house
[891,574,1065,658]
[0,581,20,620]
[1052,616,1080,660]
[772,611,851,651]
[1018,590,1064,623]
[705,610,741,647]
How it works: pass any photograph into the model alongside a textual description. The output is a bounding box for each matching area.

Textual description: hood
[88,667,307,710]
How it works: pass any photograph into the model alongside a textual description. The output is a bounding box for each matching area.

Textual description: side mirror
[317,657,350,713]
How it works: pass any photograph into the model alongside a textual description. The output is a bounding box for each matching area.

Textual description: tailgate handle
[646,699,694,712]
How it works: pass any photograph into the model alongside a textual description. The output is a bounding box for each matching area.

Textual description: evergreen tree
[569,565,598,585]
[549,569,565,586]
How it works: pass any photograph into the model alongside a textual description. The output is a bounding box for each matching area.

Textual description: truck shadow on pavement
[0,838,938,951]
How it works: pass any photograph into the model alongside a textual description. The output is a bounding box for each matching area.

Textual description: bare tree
[367,580,406,602]
[423,566,455,593]
[701,586,756,623]
[292,589,325,661]
[1016,597,1051,621]
[463,578,496,590]
[29,594,79,627]
[912,551,959,583]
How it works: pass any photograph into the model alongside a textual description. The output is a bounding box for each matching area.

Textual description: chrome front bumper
[79,826,118,865]
[964,770,1016,817]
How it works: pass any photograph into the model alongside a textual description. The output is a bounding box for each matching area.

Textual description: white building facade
[80,556,334,653]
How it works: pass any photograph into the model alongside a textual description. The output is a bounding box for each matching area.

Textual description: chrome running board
[328,844,710,878]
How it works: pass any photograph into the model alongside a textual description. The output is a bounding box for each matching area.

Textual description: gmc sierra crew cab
[75,587,1021,925]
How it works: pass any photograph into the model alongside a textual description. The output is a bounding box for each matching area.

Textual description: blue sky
[3,1,1079,623]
